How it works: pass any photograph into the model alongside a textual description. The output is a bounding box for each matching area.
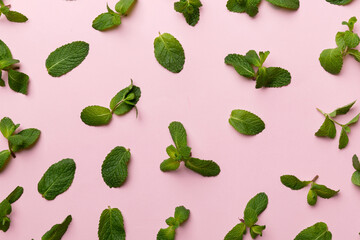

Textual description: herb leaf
[0,186,23,232]
[265,0,299,10]
[98,207,126,240]
[329,100,356,117]
[226,0,261,17]
[294,222,332,240]
[157,206,190,240]
[307,190,317,206]
[224,223,246,240]
[6,186,23,204]
[174,0,202,26]
[110,80,141,116]
[184,158,221,177]
[225,54,255,78]
[310,184,339,199]
[245,192,268,216]
[8,128,41,153]
[0,117,18,139]
[338,127,349,149]
[319,48,343,75]
[280,175,311,190]
[46,41,89,77]
[42,215,72,240]
[314,116,336,138]
[326,0,353,5]
[259,67,291,88]
[7,69,29,94]
[38,158,76,200]
[92,11,121,31]
[229,109,265,136]
[168,121,188,150]
[80,106,112,126]
[115,0,136,15]
[160,158,180,172]
[0,150,10,171]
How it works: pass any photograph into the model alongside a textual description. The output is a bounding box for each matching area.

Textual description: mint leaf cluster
[351,155,360,187]
[281,175,339,206]
[98,207,126,240]
[92,0,136,31]
[157,206,190,240]
[225,193,268,239]
[0,0,27,23]
[294,222,332,240]
[315,100,359,149]
[226,0,299,17]
[81,80,141,126]
[160,121,221,177]
[320,17,360,74]
[0,117,40,172]
[229,109,265,135]
[225,50,291,88]
[0,186,23,232]
[0,39,29,94]
[326,0,353,5]
[42,215,72,240]
[174,0,202,26]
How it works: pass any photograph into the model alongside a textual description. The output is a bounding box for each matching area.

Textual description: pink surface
[1,0,360,239]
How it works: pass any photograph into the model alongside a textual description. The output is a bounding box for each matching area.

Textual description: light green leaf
[329,100,356,117]
[346,113,360,126]
[92,12,121,31]
[166,145,180,160]
[245,50,261,67]
[348,49,360,62]
[174,206,190,225]
[266,0,299,9]
[110,82,141,116]
[225,54,255,78]
[343,31,360,48]
[224,223,246,240]
[168,121,188,150]
[294,222,332,240]
[42,215,72,240]
[335,32,346,50]
[80,105,112,126]
[184,157,221,176]
[46,41,89,77]
[154,33,185,73]
[311,184,339,199]
[160,158,180,172]
[280,175,311,190]
[0,58,19,70]
[319,48,343,75]
[338,127,349,149]
[8,128,41,153]
[342,17,357,31]
[315,116,336,138]
[251,225,266,236]
[229,109,265,136]
[7,69,29,94]
[157,226,176,240]
[101,146,131,188]
[0,150,11,171]
[259,51,270,65]
[37,158,76,200]
[351,171,360,186]
[98,207,125,240]
[352,154,360,171]
[6,186,23,204]
[245,192,268,216]
[0,117,17,139]
[327,0,353,5]
[115,0,136,15]
[307,190,317,206]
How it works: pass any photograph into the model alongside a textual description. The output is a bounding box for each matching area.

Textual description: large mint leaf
[329,100,356,117]
[319,48,343,75]
[42,215,72,240]
[80,105,112,126]
[229,109,265,136]
[98,207,125,240]
[261,67,291,88]
[168,121,188,150]
[310,184,339,199]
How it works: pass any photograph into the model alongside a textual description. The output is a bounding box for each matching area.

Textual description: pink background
[1,0,360,239]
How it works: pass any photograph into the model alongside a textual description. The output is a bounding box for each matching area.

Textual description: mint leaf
[326,0,353,5]
[0,186,23,232]
[315,116,336,138]
[157,206,189,240]
[265,0,299,10]
[225,54,255,78]
[0,58,19,70]
[280,175,311,190]
[7,69,29,94]
[3,10,28,23]
[38,158,76,200]
[260,67,291,88]
[92,11,121,31]
[343,31,360,48]
[101,146,131,188]
[224,223,246,240]
[343,17,357,31]
[348,49,360,62]
[346,113,360,125]
[0,150,10,171]
[351,171,360,186]
[352,154,360,171]
[157,227,176,240]
[226,0,261,17]
[307,189,317,206]
[42,215,72,240]
[310,184,339,199]
[329,100,356,117]
[115,0,136,15]
[259,51,270,65]
[109,80,141,116]
[98,207,126,240]
[168,121,188,150]
[174,206,190,225]
[46,41,89,77]
[335,32,346,50]
[160,158,180,172]
[319,48,343,74]
[245,50,261,67]
[294,222,332,240]
[338,127,349,149]
[245,192,268,216]
[174,0,202,26]
[8,128,41,153]
[243,208,258,227]
[6,186,23,204]
[250,225,265,237]
[0,117,18,139]
[184,157,221,176]
[0,39,12,60]
[80,106,112,126]
[154,33,185,73]
[229,109,265,136]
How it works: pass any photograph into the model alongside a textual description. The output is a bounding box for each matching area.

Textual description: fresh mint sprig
[0,0,28,23]
[224,193,268,239]
[160,121,221,177]
[315,100,359,149]
[92,0,136,31]
[174,0,202,26]
[225,50,291,88]
[320,17,360,74]
[157,206,190,240]
[0,117,40,172]
[281,175,339,206]
[0,186,23,232]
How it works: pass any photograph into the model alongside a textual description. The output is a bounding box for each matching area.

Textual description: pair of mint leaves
[225,192,268,239]
[160,121,221,177]
[81,80,141,126]
[174,0,202,26]
[315,100,359,149]
[157,206,190,240]
[92,0,136,31]
[294,222,332,240]
[0,39,29,94]
[0,186,23,232]
[0,0,27,23]
[320,17,360,75]
[229,109,265,136]
[226,0,299,17]
[225,50,291,89]
[281,175,339,206]
[0,117,40,172]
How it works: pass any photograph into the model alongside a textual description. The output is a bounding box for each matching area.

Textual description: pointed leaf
[225,54,255,78]
[8,128,41,153]
[245,192,268,216]
[294,222,332,240]
[315,116,336,138]
[7,69,29,94]
[229,109,265,136]
[311,184,339,199]
[42,215,72,240]
[184,157,220,177]
[329,100,356,117]
[280,175,311,190]
[224,223,246,240]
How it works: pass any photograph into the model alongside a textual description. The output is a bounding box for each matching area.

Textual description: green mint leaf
[92,12,121,31]
[42,215,72,240]
[259,67,291,88]
[174,206,190,225]
[3,10,28,23]
[351,171,360,187]
[245,50,261,67]
[154,33,185,73]
[338,127,349,149]
[243,207,258,227]
[6,186,23,204]
[329,100,356,117]
[229,109,265,136]
[80,106,112,126]
[343,17,357,31]
[157,206,189,240]
[294,222,332,240]
[259,51,270,65]
[115,0,136,15]
[157,226,176,240]
[224,222,246,240]
[0,117,17,139]
[251,225,265,236]
[0,150,11,171]
[174,1,187,12]
[346,113,360,126]
[327,0,353,5]
[307,189,317,206]
[352,155,360,171]
[98,207,126,240]
[8,128,41,153]
[160,158,180,172]
[348,49,360,62]
[245,192,268,216]
[0,40,12,60]
[174,0,202,26]
[280,175,311,190]
[37,158,76,200]
[226,0,261,17]
[255,67,267,88]
[166,145,180,160]
[225,54,255,78]
[165,217,177,227]
[0,200,11,232]
[266,0,299,9]
[343,31,360,48]
[110,81,141,116]
[7,69,29,95]
[310,184,339,199]
[0,58,19,70]
[0,216,10,232]
[184,157,221,176]
[46,41,89,77]
[315,116,336,138]
[101,146,131,188]
[168,121,188,150]
[319,48,343,74]
[0,72,5,87]
[335,32,346,50]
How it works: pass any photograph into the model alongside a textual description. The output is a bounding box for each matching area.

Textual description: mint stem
[8,142,16,158]
[316,108,344,127]
[239,218,245,223]
[316,108,326,116]
[312,175,319,182]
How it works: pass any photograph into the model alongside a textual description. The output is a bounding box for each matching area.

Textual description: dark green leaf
[8,128,40,153]
[319,48,343,75]
[245,50,261,67]
[338,127,349,149]
[4,10,28,23]
[157,226,176,240]
[329,100,356,117]
[0,150,11,171]
[229,109,265,136]
[110,82,141,116]
[7,69,29,94]
[280,175,311,190]
[260,67,291,88]
[224,223,246,240]
[184,157,220,176]
[0,39,12,60]
[115,0,136,15]
[226,0,261,17]
[80,105,112,126]
[265,0,299,10]
[311,184,339,199]
[327,0,353,5]
[352,154,360,171]
[225,54,255,78]
[294,222,332,240]
[6,186,23,204]
[245,192,268,216]
[42,215,72,240]
[315,116,336,138]
[98,207,126,240]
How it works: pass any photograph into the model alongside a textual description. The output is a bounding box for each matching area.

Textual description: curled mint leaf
[229,109,265,136]
[307,189,317,206]
[42,215,72,240]
[294,222,332,240]
[98,207,126,240]
[280,175,311,190]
